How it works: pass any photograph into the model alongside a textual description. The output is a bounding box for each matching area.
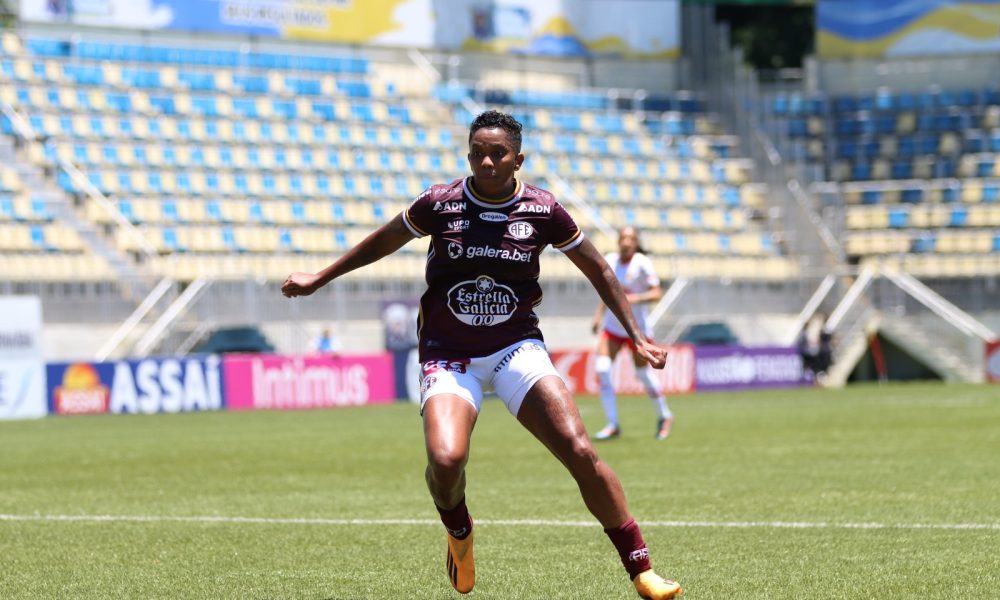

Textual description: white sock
[596,356,618,426]
[638,366,671,419]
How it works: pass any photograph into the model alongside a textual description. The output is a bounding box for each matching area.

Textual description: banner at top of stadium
[818,0,1000,58]
[21,0,680,58]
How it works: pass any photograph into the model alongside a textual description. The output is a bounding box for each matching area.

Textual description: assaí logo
[53,363,109,415]
[53,357,224,415]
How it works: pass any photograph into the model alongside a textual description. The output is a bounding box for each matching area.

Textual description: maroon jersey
[402,177,584,361]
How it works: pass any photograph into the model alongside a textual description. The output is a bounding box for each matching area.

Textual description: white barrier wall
[0,296,47,419]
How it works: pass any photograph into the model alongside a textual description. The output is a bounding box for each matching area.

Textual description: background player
[591,226,674,441]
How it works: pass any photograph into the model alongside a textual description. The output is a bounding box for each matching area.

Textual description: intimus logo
[479,211,508,222]
[507,221,534,239]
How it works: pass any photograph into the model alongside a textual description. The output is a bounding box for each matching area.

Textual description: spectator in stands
[281,110,682,599]
[798,313,833,383]
[311,326,341,356]
[591,226,674,441]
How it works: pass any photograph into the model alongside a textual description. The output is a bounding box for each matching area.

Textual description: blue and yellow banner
[21,0,679,58]
[818,0,1000,58]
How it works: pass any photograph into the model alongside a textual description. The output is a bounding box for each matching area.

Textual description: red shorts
[599,329,654,351]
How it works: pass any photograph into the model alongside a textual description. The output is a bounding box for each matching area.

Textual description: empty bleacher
[767,85,1000,276]
[0,31,793,283]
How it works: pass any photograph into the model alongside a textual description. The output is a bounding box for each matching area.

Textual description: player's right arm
[282,212,414,297]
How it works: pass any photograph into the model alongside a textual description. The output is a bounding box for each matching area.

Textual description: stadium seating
[768,86,1000,275]
[0,32,792,282]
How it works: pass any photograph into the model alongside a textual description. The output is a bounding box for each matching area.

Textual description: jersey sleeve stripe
[403,210,429,237]
[553,230,584,252]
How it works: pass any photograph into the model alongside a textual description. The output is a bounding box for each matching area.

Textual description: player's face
[468,127,524,198]
[618,227,639,259]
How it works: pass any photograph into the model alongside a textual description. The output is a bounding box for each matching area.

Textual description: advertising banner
[0,296,47,420]
[46,356,224,415]
[223,353,396,410]
[20,0,679,57]
[818,0,1000,58]
[436,0,680,58]
[986,340,1000,383]
[549,345,696,396]
[694,345,809,391]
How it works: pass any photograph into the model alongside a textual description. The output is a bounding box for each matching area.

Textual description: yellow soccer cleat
[445,530,475,594]
[633,569,683,599]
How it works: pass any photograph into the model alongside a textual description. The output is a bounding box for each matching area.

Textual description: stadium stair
[878,318,983,383]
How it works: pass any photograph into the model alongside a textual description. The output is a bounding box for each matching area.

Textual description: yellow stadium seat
[939,133,960,154]
[871,159,890,180]
[690,162,710,182]
[957,156,977,178]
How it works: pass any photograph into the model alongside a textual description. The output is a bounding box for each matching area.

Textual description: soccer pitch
[2,384,998,599]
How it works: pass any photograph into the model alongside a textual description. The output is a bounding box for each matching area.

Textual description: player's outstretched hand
[635,340,668,369]
[282,272,323,297]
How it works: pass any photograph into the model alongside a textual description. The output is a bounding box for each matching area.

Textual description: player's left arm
[566,239,666,368]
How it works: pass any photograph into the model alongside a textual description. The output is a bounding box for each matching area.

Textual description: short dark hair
[469,110,523,152]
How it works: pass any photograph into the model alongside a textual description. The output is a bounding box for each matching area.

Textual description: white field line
[1,514,998,531]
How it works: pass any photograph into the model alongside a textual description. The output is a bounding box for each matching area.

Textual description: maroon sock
[436,497,473,540]
[604,518,652,580]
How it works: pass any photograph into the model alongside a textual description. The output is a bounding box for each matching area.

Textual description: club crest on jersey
[507,221,534,239]
[446,275,518,327]
[479,211,508,222]
[515,203,551,214]
[433,201,466,212]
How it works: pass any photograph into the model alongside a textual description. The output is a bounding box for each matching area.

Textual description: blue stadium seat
[178,71,216,91]
[910,234,936,253]
[949,207,968,227]
[887,208,908,228]
[983,185,999,203]
[286,77,322,96]
[337,81,371,98]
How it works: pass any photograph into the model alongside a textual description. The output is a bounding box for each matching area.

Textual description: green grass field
[2,383,999,599]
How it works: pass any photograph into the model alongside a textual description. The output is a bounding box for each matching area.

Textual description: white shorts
[419,339,561,416]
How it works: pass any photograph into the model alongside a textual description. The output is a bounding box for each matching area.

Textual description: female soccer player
[591,226,674,441]
[281,111,682,599]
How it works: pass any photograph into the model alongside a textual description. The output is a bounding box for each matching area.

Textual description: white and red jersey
[403,177,583,361]
[600,251,659,339]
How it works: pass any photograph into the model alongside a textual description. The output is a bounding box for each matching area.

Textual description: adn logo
[433,201,466,212]
[507,221,534,239]
[479,211,508,222]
